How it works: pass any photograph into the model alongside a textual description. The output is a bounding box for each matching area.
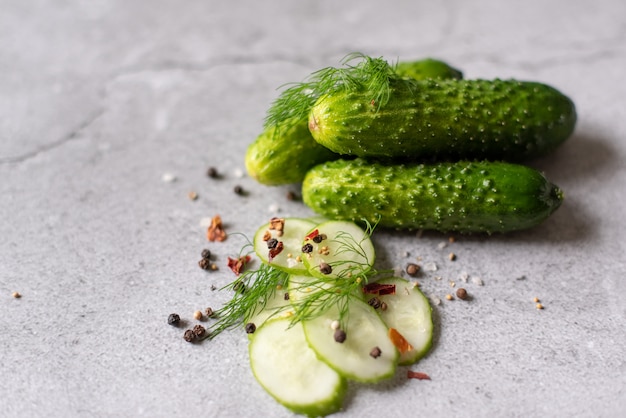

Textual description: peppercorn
[286,191,298,201]
[406,263,420,276]
[368,297,382,309]
[12,291,21,299]
[193,310,203,320]
[192,324,206,338]
[319,262,332,275]
[334,329,347,343]
[205,307,214,318]
[380,301,388,311]
[183,329,195,342]
[167,313,181,326]
[283,292,290,301]
[207,167,219,178]
[312,234,326,243]
[456,288,468,300]
[370,346,382,358]
[201,249,212,259]
[245,322,257,334]
[266,238,279,249]
[198,258,211,270]
[234,185,244,195]
[302,243,313,253]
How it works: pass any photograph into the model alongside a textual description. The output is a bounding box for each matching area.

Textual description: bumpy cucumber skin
[302,159,563,233]
[309,78,576,161]
[245,119,338,185]
[395,58,462,81]
[247,59,466,185]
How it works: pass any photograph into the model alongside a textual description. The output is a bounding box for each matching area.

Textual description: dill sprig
[207,259,289,339]
[264,53,400,129]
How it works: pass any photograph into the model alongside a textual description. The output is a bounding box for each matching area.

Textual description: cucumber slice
[375,277,433,365]
[302,297,397,382]
[249,318,347,417]
[245,286,292,329]
[253,218,316,274]
[301,220,375,280]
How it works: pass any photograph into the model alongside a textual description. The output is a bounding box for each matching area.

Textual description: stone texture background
[2,1,625,417]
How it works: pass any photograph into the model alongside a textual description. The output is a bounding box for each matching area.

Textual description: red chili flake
[207,215,227,242]
[388,328,414,354]
[227,255,251,275]
[304,229,319,241]
[407,371,431,380]
[268,241,284,262]
[362,283,396,295]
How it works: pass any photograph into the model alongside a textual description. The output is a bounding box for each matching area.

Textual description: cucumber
[247,58,465,185]
[395,58,462,80]
[301,220,375,280]
[374,277,433,365]
[249,318,347,417]
[253,217,317,274]
[302,159,563,233]
[309,78,576,161]
[302,297,398,382]
[245,287,292,328]
[245,118,339,185]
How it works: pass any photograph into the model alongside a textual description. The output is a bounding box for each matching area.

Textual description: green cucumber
[302,159,563,233]
[374,277,433,365]
[253,217,317,274]
[301,220,375,280]
[247,58,465,185]
[309,78,576,161]
[245,118,339,185]
[302,297,398,382]
[395,58,462,80]
[249,318,347,417]
[245,287,292,329]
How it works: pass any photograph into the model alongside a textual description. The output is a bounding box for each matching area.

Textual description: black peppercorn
[302,243,313,253]
[192,324,206,338]
[368,297,382,309]
[267,238,279,249]
[183,329,195,342]
[207,167,219,178]
[312,235,324,243]
[234,185,244,195]
[245,322,256,334]
[201,249,211,259]
[168,313,181,326]
[319,262,332,275]
[334,329,347,343]
[370,346,382,358]
[199,258,211,270]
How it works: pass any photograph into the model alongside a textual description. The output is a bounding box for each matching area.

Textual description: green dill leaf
[264,53,400,129]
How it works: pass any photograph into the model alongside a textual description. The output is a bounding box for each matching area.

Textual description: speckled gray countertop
[2,1,625,417]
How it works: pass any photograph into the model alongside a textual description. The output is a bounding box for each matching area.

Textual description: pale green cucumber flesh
[373,277,434,365]
[302,297,398,382]
[254,218,317,274]
[249,318,347,417]
[302,159,563,233]
[245,287,293,328]
[301,220,375,279]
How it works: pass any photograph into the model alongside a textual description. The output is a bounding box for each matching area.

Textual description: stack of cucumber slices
[220,217,433,417]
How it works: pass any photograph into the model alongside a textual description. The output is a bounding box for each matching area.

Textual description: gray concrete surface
[2,1,625,417]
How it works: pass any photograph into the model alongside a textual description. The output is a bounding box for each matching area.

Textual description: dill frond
[264,53,400,129]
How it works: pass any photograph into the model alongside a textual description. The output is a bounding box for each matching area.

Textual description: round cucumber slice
[245,287,293,329]
[253,218,316,274]
[249,318,347,417]
[301,220,375,280]
[302,297,397,382]
[375,277,434,365]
